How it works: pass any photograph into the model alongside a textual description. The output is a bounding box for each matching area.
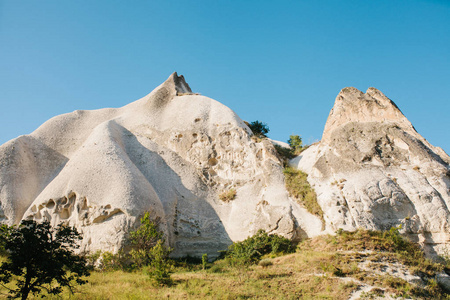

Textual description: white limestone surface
[292,87,450,255]
[0,73,321,257]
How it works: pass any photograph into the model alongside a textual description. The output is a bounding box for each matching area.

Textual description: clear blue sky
[1,0,449,153]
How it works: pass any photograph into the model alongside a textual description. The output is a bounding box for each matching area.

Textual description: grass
[14,254,359,300]
[3,228,450,299]
[300,228,450,299]
[283,167,324,222]
[219,189,236,202]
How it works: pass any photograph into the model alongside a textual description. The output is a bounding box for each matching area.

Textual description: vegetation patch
[247,120,269,138]
[274,135,308,163]
[3,226,450,299]
[219,188,236,202]
[283,167,324,221]
[224,229,295,266]
[300,228,450,299]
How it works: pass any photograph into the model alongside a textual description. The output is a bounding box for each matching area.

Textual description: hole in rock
[193,133,197,138]
[46,200,55,209]
[208,157,218,166]
[194,118,201,123]
[60,208,70,219]
[59,197,68,205]
[68,192,76,203]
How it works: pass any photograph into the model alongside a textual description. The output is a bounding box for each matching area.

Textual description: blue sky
[0,0,449,153]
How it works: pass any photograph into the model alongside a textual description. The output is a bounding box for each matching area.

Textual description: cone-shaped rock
[292,87,450,255]
[0,73,322,257]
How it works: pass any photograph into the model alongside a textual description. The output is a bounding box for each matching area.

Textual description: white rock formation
[292,87,450,255]
[0,73,322,258]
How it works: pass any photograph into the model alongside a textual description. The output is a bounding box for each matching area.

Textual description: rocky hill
[0,73,321,258]
[0,73,449,258]
[292,87,450,256]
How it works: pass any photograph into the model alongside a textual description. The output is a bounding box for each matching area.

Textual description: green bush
[225,229,294,266]
[99,250,129,271]
[202,253,208,270]
[145,240,173,286]
[274,144,296,162]
[129,212,164,268]
[129,212,173,285]
[288,135,303,154]
[248,120,269,138]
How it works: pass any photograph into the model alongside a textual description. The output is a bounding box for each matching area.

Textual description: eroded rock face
[0,73,322,257]
[292,87,450,255]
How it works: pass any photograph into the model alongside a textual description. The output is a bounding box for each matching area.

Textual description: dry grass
[219,189,236,202]
[24,253,358,300]
[2,229,450,299]
[283,167,324,221]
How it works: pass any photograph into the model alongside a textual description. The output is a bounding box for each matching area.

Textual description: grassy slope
[4,229,449,300]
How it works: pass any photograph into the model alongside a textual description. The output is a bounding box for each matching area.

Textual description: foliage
[248,120,269,138]
[219,189,236,202]
[225,229,294,266]
[274,144,296,162]
[129,212,164,268]
[202,253,208,270]
[12,227,450,299]
[288,134,303,154]
[145,240,173,286]
[129,212,173,285]
[0,224,12,256]
[283,167,323,221]
[0,220,89,299]
[99,250,130,271]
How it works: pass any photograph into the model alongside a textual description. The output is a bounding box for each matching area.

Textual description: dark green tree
[0,220,89,300]
[248,121,269,138]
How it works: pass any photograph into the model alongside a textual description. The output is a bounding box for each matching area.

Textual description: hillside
[0,73,449,259]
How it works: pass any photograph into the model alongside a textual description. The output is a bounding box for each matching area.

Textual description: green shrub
[288,135,304,154]
[99,250,130,271]
[202,253,208,270]
[248,120,269,138]
[145,240,173,286]
[129,212,164,268]
[274,144,296,162]
[283,167,323,221]
[129,212,173,285]
[225,229,294,266]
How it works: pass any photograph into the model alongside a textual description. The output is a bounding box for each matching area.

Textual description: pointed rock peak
[339,87,363,96]
[322,87,415,142]
[145,72,193,109]
[366,87,385,97]
[165,72,192,94]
